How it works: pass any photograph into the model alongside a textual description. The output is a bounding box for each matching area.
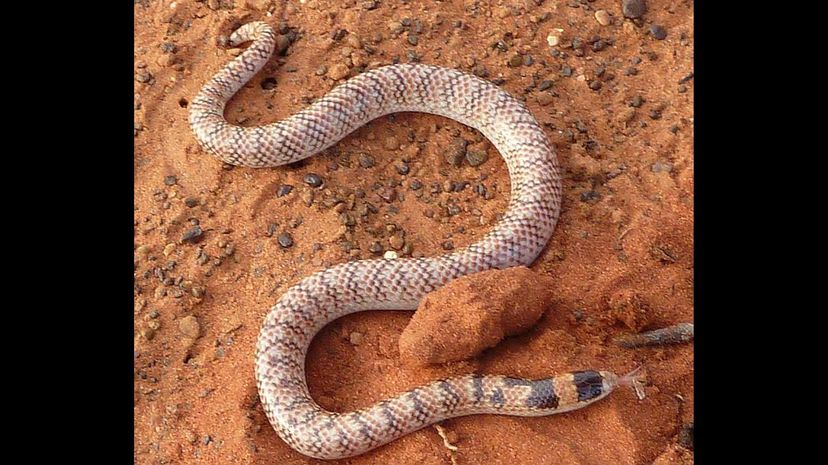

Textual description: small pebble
[135,70,152,83]
[595,10,612,26]
[622,0,647,19]
[181,225,204,243]
[383,250,399,259]
[580,190,601,202]
[135,245,151,262]
[389,233,405,250]
[651,160,673,173]
[466,150,488,167]
[441,241,454,250]
[508,54,523,67]
[303,173,323,187]
[164,175,177,186]
[277,184,294,197]
[395,163,410,175]
[277,232,294,248]
[538,80,554,91]
[369,242,383,254]
[359,154,376,168]
[409,179,423,190]
[327,63,349,80]
[445,138,467,166]
[589,80,603,91]
[630,95,644,107]
[650,24,667,40]
[178,315,201,339]
[378,186,397,203]
[184,197,199,208]
[678,423,694,450]
[301,190,314,206]
[407,34,419,46]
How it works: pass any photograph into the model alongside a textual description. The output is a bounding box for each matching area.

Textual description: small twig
[615,323,694,348]
[433,424,458,452]
[433,424,459,465]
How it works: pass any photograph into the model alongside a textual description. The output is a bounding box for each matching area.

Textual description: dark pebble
[589,80,602,91]
[359,154,376,168]
[630,95,644,107]
[185,198,199,208]
[508,54,523,67]
[395,163,410,175]
[135,70,152,83]
[523,55,534,66]
[303,173,323,187]
[362,0,379,10]
[407,34,419,46]
[580,190,601,202]
[181,225,204,243]
[160,42,177,53]
[624,67,639,76]
[539,80,554,91]
[441,241,454,250]
[409,179,423,190]
[447,204,461,216]
[277,232,294,248]
[678,423,694,450]
[369,241,383,254]
[277,184,294,197]
[592,39,608,52]
[679,72,694,84]
[649,108,662,120]
[650,25,667,40]
[164,175,177,186]
[622,0,647,19]
[677,84,687,93]
[378,186,397,203]
[560,66,572,77]
[260,77,277,90]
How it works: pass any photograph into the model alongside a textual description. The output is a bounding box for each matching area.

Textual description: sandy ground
[134,0,694,464]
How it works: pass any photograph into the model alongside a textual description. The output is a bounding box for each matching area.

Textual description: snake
[188,21,642,460]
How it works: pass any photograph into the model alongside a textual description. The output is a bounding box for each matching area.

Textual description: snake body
[189,22,632,459]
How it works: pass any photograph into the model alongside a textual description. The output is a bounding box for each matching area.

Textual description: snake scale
[189,21,640,460]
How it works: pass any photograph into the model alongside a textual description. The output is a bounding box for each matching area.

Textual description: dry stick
[615,323,694,348]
